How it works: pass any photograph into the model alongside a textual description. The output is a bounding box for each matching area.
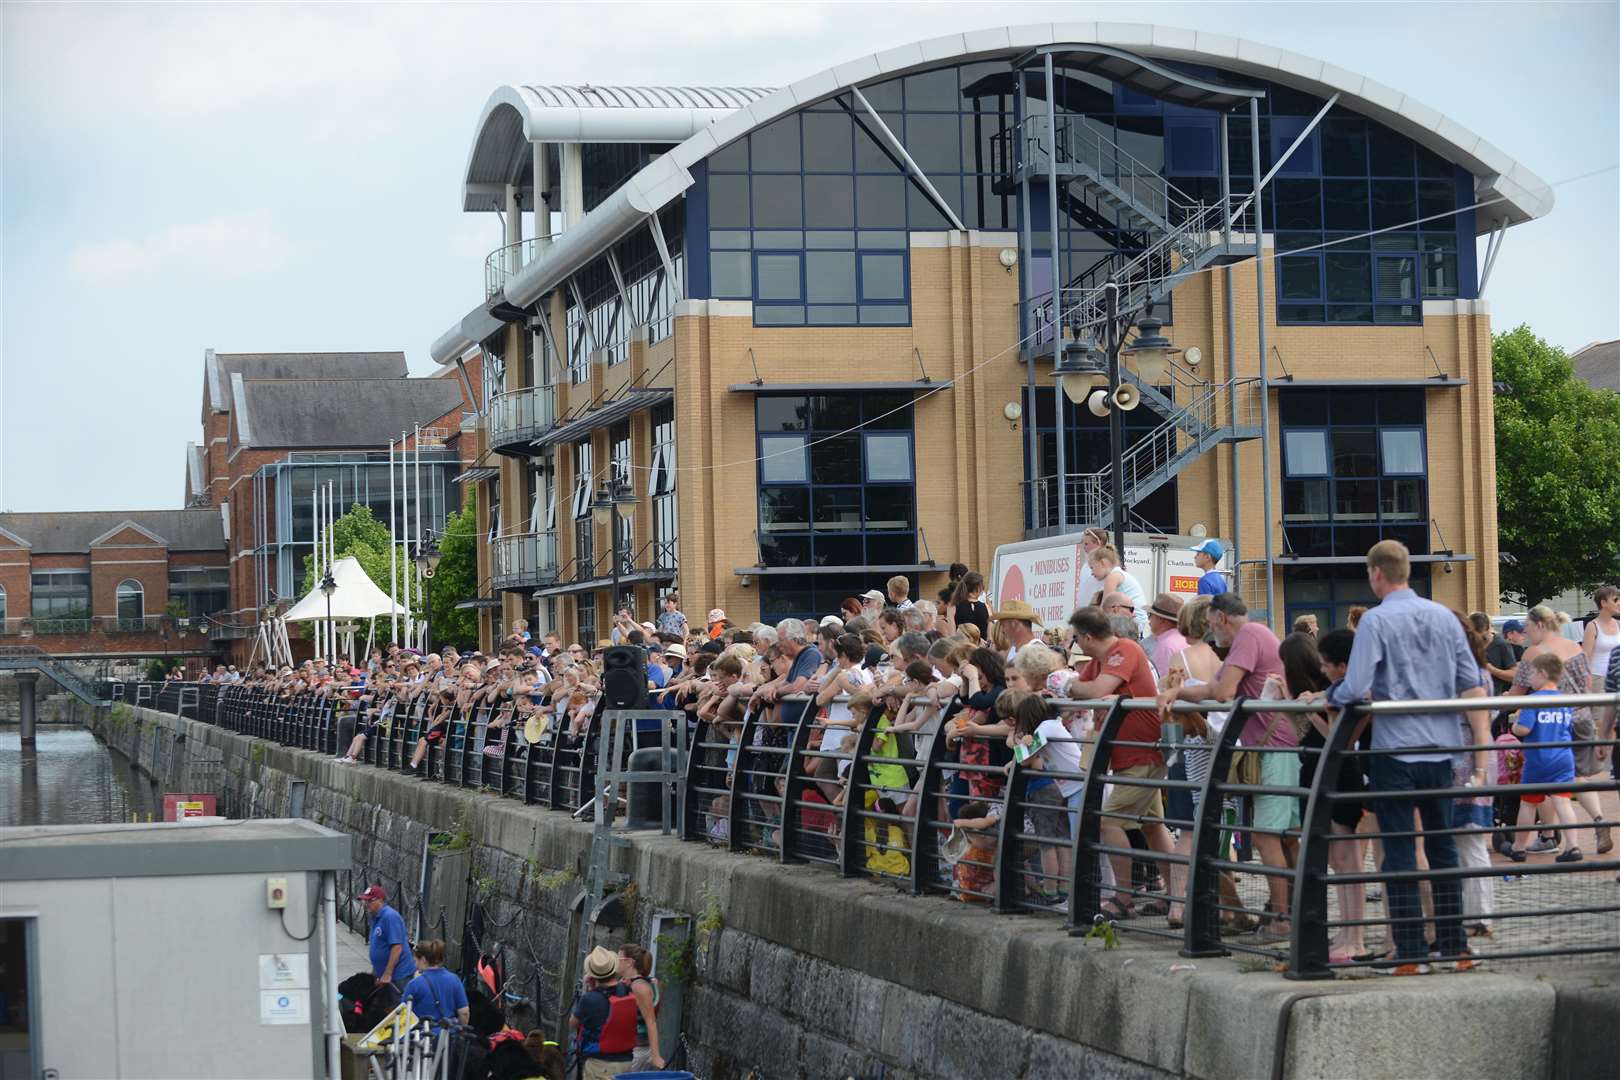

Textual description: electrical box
[266,877,289,910]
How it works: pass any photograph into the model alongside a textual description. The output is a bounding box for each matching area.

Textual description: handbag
[1227,708,1285,786]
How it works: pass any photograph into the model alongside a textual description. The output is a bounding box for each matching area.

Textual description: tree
[299,503,417,644]
[427,489,479,650]
[1493,324,1620,606]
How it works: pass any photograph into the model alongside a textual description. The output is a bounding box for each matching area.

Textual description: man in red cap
[360,885,416,987]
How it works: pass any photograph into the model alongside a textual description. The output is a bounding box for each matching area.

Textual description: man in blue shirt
[1190,539,1229,595]
[1323,540,1486,974]
[360,885,416,987]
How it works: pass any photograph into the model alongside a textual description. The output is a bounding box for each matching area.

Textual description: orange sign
[1169,576,1200,594]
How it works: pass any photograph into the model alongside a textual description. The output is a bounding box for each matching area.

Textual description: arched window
[116,579,144,624]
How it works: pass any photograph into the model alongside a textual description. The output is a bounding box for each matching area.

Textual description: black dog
[336,971,401,1034]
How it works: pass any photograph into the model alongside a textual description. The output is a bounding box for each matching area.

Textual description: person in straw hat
[991,598,1043,663]
[570,946,638,1077]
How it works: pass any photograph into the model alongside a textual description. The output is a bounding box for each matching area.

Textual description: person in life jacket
[616,944,664,1071]
[568,947,637,1078]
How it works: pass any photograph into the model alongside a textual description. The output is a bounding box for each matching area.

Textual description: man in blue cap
[1190,539,1228,596]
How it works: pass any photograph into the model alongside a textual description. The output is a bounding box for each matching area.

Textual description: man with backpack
[569,947,638,1078]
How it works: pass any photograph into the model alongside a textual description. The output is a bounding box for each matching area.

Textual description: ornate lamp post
[413,533,442,653]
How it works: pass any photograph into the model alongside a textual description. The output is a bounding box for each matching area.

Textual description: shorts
[1164,757,1194,825]
[1026,783,1070,840]
[1102,763,1167,830]
[423,725,445,744]
[1520,792,1572,805]
[1253,751,1302,832]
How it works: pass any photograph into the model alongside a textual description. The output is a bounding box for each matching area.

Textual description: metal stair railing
[1047,114,1197,228]
[1061,196,1253,338]
[1026,375,1262,532]
[1078,375,1263,526]
[0,645,110,706]
[1029,195,1254,353]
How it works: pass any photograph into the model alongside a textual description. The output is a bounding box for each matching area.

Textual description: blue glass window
[1280,390,1428,557]
[756,393,916,567]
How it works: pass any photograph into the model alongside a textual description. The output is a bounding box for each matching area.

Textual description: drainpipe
[322,870,341,1079]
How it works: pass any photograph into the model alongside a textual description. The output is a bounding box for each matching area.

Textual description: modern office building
[183,350,479,659]
[430,24,1551,646]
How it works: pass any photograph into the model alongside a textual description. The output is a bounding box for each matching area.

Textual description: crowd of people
[210,539,1616,986]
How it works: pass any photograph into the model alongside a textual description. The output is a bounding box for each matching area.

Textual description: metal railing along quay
[121,683,1620,978]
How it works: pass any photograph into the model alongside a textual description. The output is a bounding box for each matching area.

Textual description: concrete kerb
[104,706,1620,1080]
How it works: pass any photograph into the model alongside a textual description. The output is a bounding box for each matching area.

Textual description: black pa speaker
[601,645,649,710]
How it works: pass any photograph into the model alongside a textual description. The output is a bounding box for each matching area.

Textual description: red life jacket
[583,983,639,1056]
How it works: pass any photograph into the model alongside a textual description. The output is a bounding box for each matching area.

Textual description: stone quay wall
[84,704,1618,1080]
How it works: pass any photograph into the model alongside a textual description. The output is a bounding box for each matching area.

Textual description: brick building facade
[180,350,480,663]
[0,510,229,662]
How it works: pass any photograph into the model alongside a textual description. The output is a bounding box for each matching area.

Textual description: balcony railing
[491,530,560,591]
[0,615,225,639]
[487,385,557,453]
[102,615,169,634]
[484,235,554,299]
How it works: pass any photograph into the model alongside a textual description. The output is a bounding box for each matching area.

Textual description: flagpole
[401,430,412,650]
[388,434,398,644]
[413,423,423,652]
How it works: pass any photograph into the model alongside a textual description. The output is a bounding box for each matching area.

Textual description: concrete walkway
[333,919,373,979]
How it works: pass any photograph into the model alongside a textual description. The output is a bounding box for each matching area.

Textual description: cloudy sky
[3,1,1615,513]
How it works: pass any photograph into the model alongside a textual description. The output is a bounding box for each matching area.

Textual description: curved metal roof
[520,85,774,111]
[462,84,774,210]
[435,23,1555,362]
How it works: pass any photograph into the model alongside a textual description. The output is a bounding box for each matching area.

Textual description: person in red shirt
[1064,605,1172,918]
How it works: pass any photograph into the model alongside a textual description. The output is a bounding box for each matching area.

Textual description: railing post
[1181,698,1250,957]
[545,722,565,810]
[726,707,761,853]
[910,716,956,895]
[837,705,886,878]
[993,758,1032,914]
[778,698,818,866]
[1067,699,1128,931]
[1287,702,1355,980]
[680,720,710,842]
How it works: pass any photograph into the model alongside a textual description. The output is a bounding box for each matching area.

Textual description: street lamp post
[591,475,638,623]
[1056,284,1179,554]
[413,533,442,654]
[319,567,337,665]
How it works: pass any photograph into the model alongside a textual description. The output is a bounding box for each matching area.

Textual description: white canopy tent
[280,556,405,663]
[283,556,398,622]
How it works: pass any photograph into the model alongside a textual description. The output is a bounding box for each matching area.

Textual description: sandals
[1099,898,1135,920]
[1135,898,1171,917]
[1219,913,1259,936]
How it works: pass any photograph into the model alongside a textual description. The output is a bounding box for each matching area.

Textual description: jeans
[1370,756,1466,959]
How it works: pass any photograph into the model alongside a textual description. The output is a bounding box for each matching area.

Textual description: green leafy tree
[427,489,479,650]
[299,503,418,644]
[1493,325,1620,606]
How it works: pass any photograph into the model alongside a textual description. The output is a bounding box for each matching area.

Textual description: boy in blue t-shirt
[1509,653,1582,863]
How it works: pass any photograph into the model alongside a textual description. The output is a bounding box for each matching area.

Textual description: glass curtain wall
[258,452,460,607]
[696,61,1021,326]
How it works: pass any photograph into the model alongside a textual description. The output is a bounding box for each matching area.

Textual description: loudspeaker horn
[1113,385,1141,411]
[1086,388,1112,417]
